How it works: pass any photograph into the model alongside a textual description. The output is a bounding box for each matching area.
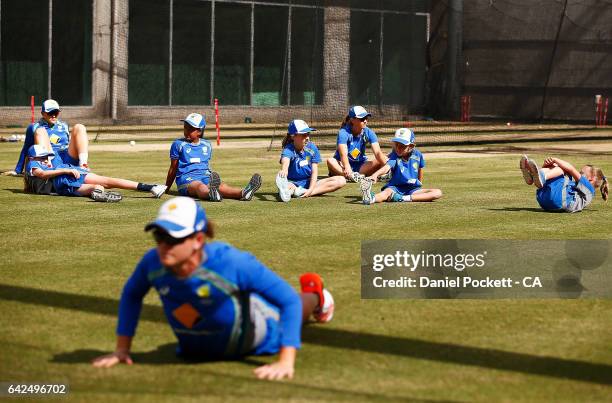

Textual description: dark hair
[340,114,351,128]
[281,134,294,148]
[204,220,215,238]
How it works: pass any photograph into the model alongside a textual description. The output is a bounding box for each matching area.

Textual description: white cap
[391,128,416,145]
[287,119,317,135]
[180,113,206,130]
[144,197,207,238]
[41,99,60,113]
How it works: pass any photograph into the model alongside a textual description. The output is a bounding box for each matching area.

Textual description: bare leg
[542,166,564,181]
[75,183,104,196]
[187,181,210,200]
[67,124,89,165]
[307,176,346,196]
[300,293,319,323]
[410,188,443,202]
[359,160,385,176]
[84,173,138,190]
[219,183,243,199]
[33,128,53,152]
[373,188,393,203]
[326,157,344,176]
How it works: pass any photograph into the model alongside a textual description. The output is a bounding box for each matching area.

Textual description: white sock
[402,195,412,202]
[293,186,307,197]
[78,152,88,166]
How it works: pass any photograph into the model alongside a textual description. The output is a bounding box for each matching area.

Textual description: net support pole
[447,0,463,120]
[215,98,220,146]
[31,96,35,123]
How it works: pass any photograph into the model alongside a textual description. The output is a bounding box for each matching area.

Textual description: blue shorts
[288,178,309,188]
[176,171,210,196]
[57,149,79,166]
[54,172,88,196]
[383,184,421,196]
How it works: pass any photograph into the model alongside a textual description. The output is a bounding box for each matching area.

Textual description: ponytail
[281,134,293,148]
[590,165,608,201]
[340,114,350,129]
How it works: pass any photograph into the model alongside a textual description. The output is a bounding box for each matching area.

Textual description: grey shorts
[250,295,280,350]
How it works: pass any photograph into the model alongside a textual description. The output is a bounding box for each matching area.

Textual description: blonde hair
[587,165,608,201]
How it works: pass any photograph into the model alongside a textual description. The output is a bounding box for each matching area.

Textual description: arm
[338,144,353,178]
[367,163,391,183]
[14,128,36,174]
[418,168,424,183]
[278,156,290,177]
[254,346,297,380]
[370,142,388,166]
[92,254,152,368]
[165,159,179,191]
[32,167,81,180]
[544,157,581,182]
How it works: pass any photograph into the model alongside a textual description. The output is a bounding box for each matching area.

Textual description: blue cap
[27,145,55,158]
[145,197,207,238]
[391,128,416,145]
[287,119,317,135]
[348,106,371,119]
[181,113,206,130]
[41,99,60,113]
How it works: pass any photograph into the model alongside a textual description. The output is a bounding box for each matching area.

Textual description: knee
[336,177,347,187]
[72,123,87,136]
[433,189,443,199]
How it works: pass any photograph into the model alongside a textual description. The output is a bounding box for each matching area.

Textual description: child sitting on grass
[359,128,442,205]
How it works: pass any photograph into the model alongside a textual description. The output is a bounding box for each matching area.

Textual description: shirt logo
[49,134,60,144]
[350,148,361,159]
[186,148,191,154]
[158,286,170,295]
[413,162,418,170]
[172,303,201,329]
[196,285,210,298]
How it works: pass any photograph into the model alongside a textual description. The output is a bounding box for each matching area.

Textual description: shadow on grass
[5,188,27,194]
[1,283,611,385]
[488,207,600,213]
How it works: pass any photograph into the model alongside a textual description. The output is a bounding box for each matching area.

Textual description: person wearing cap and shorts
[326,106,387,182]
[24,144,167,202]
[92,196,335,381]
[9,99,90,176]
[275,119,346,202]
[359,128,443,205]
[164,113,262,202]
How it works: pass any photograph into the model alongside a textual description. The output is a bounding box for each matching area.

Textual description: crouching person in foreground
[92,197,334,380]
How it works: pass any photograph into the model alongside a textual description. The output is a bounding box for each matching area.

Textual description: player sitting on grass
[24,145,166,202]
[7,99,90,176]
[326,106,387,182]
[520,155,608,212]
[275,119,346,202]
[92,197,334,381]
[164,113,261,202]
[359,128,442,205]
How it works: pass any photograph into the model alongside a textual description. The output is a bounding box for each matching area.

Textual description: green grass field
[1,141,611,402]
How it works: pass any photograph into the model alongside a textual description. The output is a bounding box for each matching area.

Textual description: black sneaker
[208,171,222,202]
[241,173,262,201]
[90,189,122,203]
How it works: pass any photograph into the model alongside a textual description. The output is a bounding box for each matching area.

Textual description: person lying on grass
[359,128,442,205]
[164,113,261,202]
[275,119,346,202]
[520,154,608,212]
[92,197,335,381]
[24,145,166,202]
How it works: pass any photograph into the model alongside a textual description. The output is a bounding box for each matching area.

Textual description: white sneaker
[350,172,365,183]
[527,159,545,189]
[293,186,308,197]
[90,189,122,203]
[315,289,335,323]
[2,170,21,177]
[276,173,291,202]
[519,155,533,185]
[360,178,374,205]
[150,184,167,198]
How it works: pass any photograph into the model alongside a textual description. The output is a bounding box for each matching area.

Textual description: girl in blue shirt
[360,128,443,205]
[92,197,335,381]
[24,145,166,201]
[275,120,346,202]
[164,113,261,202]
[520,155,608,212]
[326,106,387,181]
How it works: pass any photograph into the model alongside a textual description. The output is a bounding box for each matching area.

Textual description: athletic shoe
[208,171,222,202]
[377,171,392,182]
[2,170,21,177]
[275,173,291,202]
[360,177,375,205]
[527,159,545,189]
[90,189,122,203]
[350,172,365,183]
[241,173,262,201]
[150,184,167,198]
[299,273,334,323]
[519,155,534,185]
[389,190,404,202]
[293,186,308,197]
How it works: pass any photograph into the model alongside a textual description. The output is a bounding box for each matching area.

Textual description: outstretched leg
[409,188,443,202]
[303,176,346,197]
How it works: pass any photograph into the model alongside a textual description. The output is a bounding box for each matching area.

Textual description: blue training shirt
[385,149,425,189]
[281,142,322,183]
[116,241,303,359]
[536,175,595,211]
[170,138,213,180]
[15,119,70,173]
[333,125,378,163]
[26,153,88,196]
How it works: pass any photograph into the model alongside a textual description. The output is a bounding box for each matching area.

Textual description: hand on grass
[92,351,133,368]
[253,361,294,381]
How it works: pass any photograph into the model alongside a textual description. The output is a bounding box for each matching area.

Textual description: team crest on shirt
[196,285,210,298]
[49,134,60,144]
[186,147,191,153]
[413,162,418,170]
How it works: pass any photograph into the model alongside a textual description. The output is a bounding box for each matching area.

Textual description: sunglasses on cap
[152,230,191,246]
